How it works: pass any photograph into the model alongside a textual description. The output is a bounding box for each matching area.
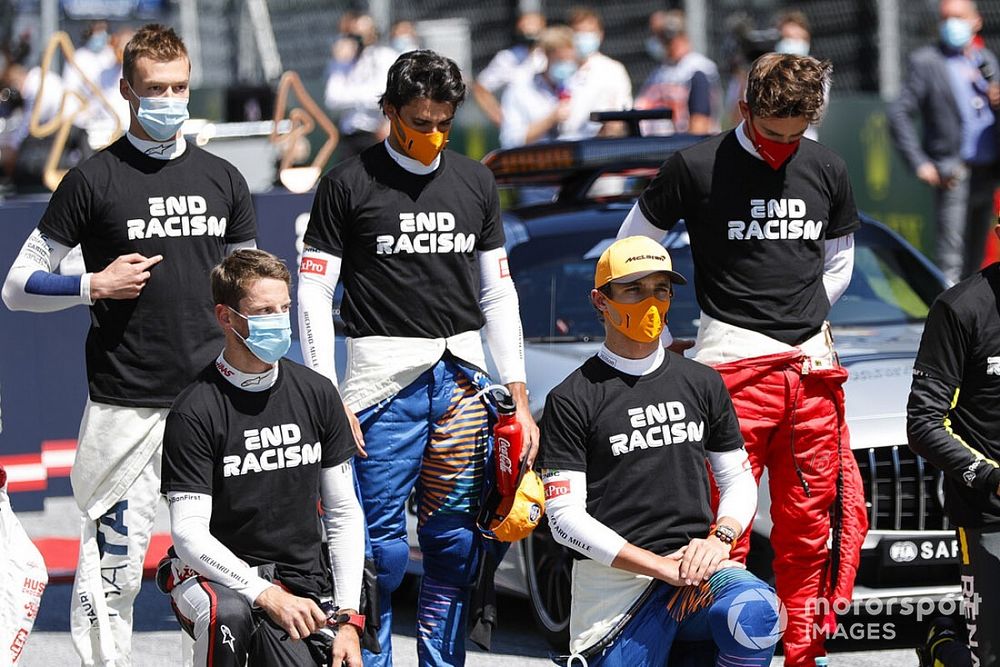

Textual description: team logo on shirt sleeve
[727,199,822,241]
[375,212,476,255]
[610,402,705,456]
[222,423,320,477]
[126,196,227,240]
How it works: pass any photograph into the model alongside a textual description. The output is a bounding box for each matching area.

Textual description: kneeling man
[537,236,779,664]
[160,249,364,666]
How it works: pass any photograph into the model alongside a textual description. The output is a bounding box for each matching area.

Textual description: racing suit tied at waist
[341,329,488,413]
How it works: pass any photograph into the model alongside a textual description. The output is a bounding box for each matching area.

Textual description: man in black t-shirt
[1,25,257,665]
[617,53,868,666]
[537,236,777,664]
[908,229,1000,666]
[160,250,362,666]
[298,50,535,666]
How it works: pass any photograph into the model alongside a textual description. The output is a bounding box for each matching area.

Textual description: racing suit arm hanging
[297,246,343,386]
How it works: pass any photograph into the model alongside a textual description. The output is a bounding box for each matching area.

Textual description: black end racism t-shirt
[161,358,354,597]
[638,130,859,345]
[303,144,505,339]
[37,137,257,407]
[910,264,1000,527]
[536,353,744,557]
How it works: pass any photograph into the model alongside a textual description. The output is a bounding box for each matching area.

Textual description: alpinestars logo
[987,357,1000,375]
[222,423,321,477]
[375,212,476,255]
[610,402,704,456]
[127,195,227,240]
[728,198,823,241]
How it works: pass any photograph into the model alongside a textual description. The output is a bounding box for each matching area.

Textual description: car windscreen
[508,222,943,342]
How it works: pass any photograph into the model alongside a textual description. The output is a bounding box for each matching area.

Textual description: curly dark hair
[378,50,466,112]
[746,53,831,123]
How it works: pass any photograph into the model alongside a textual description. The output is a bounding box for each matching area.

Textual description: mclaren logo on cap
[625,253,667,263]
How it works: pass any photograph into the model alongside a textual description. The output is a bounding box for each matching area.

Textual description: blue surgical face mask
[391,36,420,53]
[940,17,973,51]
[229,308,292,364]
[548,60,578,85]
[573,31,601,59]
[87,31,108,53]
[775,37,810,57]
[127,82,190,142]
[645,36,666,62]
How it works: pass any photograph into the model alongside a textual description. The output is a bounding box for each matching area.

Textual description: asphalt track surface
[15,499,922,666]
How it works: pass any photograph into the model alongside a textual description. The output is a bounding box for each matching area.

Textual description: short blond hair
[538,26,575,55]
[122,24,188,84]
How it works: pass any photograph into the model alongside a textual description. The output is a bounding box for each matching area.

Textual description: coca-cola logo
[497,437,513,475]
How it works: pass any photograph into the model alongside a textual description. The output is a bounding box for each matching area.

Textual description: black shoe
[917,616,961,667]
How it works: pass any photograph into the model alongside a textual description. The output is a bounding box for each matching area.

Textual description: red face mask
[747,116,800,170]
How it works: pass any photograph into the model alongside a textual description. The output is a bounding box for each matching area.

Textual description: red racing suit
[709,349,868,667]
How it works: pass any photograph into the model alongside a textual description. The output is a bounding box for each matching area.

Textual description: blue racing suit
[568,568,780,667]
[355,356,494,666]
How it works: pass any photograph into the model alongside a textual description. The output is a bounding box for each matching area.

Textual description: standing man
[617,53,868,666]
[298,50,536,666]
[907,224,1000,667]
[1,24,256,665]
[160,249,363,666]
[635,9,721,136]
[538,236,777,665]
[889,0,1000,284]
[472,11,547,128]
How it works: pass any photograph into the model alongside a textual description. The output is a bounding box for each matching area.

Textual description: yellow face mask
[605,295,669,343]
[390,114,449,166]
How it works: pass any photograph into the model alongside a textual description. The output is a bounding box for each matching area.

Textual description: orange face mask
[390,114,449,166]
[604,295,669,343]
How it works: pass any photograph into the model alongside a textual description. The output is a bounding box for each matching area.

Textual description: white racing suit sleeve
[1,475,48,664]
[542,470,627,566]
[224,239,257,255]
[478,247,527,384]
[297,247,343,385]
[2,228,92,312]
[320,461,364,610]
[823,234,854,306]
[166,492,274,604]
[617,204,674,348]
[708,448,757,534]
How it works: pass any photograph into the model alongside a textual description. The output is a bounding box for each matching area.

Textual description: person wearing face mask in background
[618,54,868,667]
[636,9,721,136]
[500,25,621,148]
[774,11,819,141]
[324,11,399,159]
[62,20,116,117]
[472,11,547,128]
[159,250,364,667]
[1,24,257,666]
[563,6,632,139]
[298,50,536,666]
[889,0,1000,284]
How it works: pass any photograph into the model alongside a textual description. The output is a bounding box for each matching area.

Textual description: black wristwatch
[713,524,737,546]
